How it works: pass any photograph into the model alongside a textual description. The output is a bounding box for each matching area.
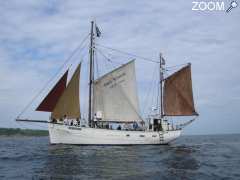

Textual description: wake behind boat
[16,21,199,145]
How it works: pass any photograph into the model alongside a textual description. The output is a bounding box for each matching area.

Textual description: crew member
[63,115,68,125]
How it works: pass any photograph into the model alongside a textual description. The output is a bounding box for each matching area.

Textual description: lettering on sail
[104,72,126,88]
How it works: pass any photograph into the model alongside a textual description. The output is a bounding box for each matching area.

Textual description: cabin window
[152,135,157,137]
[139,135,145,137]
[126,134,130,137]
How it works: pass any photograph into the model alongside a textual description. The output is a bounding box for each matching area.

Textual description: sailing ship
[16,21,199,145]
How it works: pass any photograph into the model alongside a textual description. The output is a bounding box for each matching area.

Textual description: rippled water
[0,134,239,180]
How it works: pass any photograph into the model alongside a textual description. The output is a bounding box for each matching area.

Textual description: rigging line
[146,66,160,116]
[142,65,158,116]
[17,119,47,129]
[95,48,123,66]
[98,44,190,69]
[157,70,160,114]
[68,44,89,69]
[95,48,100,79]
[96,43,159,63]
[92,48,100,119]
[146,67,158,115]
[166,63,189,70]
[97,48,125,65]
[150,69,160,115]
[16,33,90,118]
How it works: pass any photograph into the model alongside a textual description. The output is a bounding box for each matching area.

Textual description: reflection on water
[37,143,201,179]
[164,145,200,180]
[0,135,240,179]
[39,146,148,179]
[167,145,200,170]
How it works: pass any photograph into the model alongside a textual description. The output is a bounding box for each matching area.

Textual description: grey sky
[0,0,239,135]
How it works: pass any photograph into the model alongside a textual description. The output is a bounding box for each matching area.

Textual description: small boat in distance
[16,21,199,145]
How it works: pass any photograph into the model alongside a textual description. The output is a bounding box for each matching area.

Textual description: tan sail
[93,60,141,122]
[163,64,198,116]
[52,64,81,119]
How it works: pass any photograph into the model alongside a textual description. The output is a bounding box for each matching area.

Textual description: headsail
[93,60,141,122]
[163,64,198,116]
[36,70,68,112]
[52,64,81,119]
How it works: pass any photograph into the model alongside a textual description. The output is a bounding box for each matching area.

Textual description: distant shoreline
[0,127,239,137]
[0,128,48,136]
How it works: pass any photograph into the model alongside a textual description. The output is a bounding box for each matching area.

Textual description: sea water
[0,134,239,179]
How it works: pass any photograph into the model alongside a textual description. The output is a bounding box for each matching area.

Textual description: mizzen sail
[52,64,81,119]
[93,60,141,122]
[36,70,68,112]
[163,64,198,116]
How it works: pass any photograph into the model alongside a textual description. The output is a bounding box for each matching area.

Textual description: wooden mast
[88,21,95,127]
[159,53,163,118]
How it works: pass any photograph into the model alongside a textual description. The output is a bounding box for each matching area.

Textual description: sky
[0,0,239,135]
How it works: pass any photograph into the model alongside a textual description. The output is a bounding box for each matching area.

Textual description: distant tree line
[0,128,48,136]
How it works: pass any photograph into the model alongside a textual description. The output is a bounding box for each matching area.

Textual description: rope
[142,65,158,116]
[176,116,198,129]
[97,42,192,74]
[96,43,159,63]
[166,63,189,70]
[17,119,47,129]
[149,75,159,115]
[95,48,123,66]
[16,33,90,118]
[95,48,100,78]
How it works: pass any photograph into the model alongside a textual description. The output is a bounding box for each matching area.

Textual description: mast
[88,21,95,127]
[159,53,163,118]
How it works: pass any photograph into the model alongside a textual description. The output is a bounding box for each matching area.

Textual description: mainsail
[163,64,198,116]
[93,60,141,122]
[52,64,81,119]
[36,70,68,112]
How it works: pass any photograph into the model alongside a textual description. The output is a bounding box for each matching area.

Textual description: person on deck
[117,125,122,130]
[76,118,80,126]
[51,118,57,123]
[63,115,68,125]
[133,122,138,130]
[93,113,98,127]
[73,119,78,126]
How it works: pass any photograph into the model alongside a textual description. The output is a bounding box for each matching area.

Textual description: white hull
[48,124,181,145]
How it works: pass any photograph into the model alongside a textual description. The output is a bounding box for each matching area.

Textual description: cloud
[0,0,239,134]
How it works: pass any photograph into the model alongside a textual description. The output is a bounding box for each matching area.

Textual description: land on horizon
[0,127,239,137]
[0,127,48,136]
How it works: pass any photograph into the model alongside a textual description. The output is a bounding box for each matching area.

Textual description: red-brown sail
[36,70,68,112]
[163,64,198,116]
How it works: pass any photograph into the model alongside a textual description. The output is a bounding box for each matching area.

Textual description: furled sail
[52,64,81,119]
[93,60,141,122]
[163,64,198,116]
[36,70,68,112]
